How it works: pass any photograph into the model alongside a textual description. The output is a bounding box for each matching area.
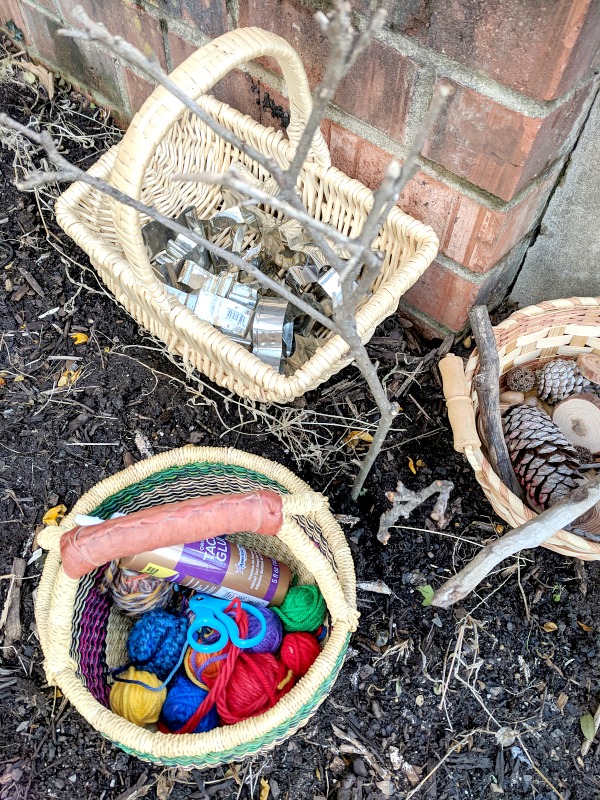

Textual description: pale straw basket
[35,446,358,767]
[443,297,600,560]
[54,27,438,402]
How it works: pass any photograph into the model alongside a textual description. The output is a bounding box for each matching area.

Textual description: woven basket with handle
[35,446,358,767]
[442,297,600,560]
[54,27,438,403]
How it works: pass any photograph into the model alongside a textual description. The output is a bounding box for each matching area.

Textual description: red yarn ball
[280,632,321,678]
[216,652,294,725]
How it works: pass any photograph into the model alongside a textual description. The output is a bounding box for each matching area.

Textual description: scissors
[187,593,267,653]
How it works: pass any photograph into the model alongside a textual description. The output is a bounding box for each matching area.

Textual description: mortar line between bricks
[366,17,598,119]
[397,299,453,337]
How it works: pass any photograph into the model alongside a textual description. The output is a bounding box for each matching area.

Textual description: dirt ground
[1,49,599,800]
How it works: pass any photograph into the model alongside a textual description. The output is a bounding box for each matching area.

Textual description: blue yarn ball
[161,674,219,733]
[127,609,188,681]
[246,607,283,654]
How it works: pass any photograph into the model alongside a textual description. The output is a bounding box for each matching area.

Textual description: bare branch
[378,480,454,545]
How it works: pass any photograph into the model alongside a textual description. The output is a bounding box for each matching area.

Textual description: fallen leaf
[58,368,81,387]
[577,621,593,632]
[16,60,54,98]
[259,778,270,800]
[342,430,374,449]
[489,783,504,794]
[416,457,425,468]
[556,692,569,713]
[417,584,434,606]
[580,712,596,741]
[69,332,89,345]
[415,694,424,707]
[42,504,67,526]
[13,375,25,382]
[0,377,5,386]
[463,335,472,348]
[542,622,558,633]
[495,523,505,534]
[407,456,416,475]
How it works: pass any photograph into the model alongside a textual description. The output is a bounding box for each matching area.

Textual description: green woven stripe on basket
[91,462,289,519]
[112,632,350,767]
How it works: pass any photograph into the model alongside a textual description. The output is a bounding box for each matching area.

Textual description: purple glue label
[264,558,280,603]
[176,537,231,585]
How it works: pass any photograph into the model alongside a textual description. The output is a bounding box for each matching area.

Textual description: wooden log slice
[572,501,600,536]
[552,393,600,453]
[577,353,600,385]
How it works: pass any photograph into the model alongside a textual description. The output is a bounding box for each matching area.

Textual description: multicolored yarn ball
[273,584,326,633]
[246,607,283,653]
[161,674,219,734]
[280,632,321,678]
[216,652,295,725]
[99,561,174,618]
[110,666,166,726]
[127,609,188,681]
[184,645,228,686]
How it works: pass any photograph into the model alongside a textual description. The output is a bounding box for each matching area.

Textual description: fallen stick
[431,476,600,608]
[378,479,454,545]
[469,306,524,500]
[1,557,26,650]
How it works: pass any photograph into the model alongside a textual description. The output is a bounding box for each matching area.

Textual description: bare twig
[432,476,600,608]
[469,305,523,500]
[1,558,26,650]
[378,479,454,544]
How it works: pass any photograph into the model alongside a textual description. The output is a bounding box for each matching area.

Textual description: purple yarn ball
[246,607,283,653]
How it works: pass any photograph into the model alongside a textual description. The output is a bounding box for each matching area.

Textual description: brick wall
[2,0,599,336]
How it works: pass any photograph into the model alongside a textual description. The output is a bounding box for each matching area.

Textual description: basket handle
[60,490,283,579]
[439,354,481,453]
[110,27,331,292]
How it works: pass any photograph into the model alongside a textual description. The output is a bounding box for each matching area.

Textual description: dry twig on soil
[377,479,453,545]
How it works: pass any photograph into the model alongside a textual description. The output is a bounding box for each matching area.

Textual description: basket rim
[35,446,357,762]
[463,296,600,560]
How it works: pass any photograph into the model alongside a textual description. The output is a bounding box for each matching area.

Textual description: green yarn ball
[273,584,326,633]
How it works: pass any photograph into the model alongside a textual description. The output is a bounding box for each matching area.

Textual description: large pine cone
[536,359,591,403]
[502,403,583,510]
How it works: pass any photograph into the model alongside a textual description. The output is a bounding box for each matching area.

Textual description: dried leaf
[16,60,54,98]
[42,504,67,526]
[416,458,425,468]
[577,621,593,632]
[342,430,374,449]
[407,456,416,475]
[463,335,472,348]
[542,622,558,633]
[0,377,6,386]
[259,778,270,800]
[580,712,596,742]
[556,692,569,712]
[57,368,81,387]
[13,375,25,382]
[417,584,434,606]
[69,332,89,345]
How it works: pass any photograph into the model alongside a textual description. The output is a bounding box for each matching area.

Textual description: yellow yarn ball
[110,666,166,727]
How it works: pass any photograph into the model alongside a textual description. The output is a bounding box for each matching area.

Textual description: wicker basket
[443,297,600,560]
[35,446,358,767]
[54,27,438,403]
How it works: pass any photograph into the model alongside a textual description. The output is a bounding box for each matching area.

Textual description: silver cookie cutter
[252,297,293,372]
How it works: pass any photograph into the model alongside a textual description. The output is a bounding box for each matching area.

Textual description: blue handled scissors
[187,593,267,653]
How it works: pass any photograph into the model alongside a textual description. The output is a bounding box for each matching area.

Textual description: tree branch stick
[469,305,523,499]
[378,479,454,545]
[431,476,600,608]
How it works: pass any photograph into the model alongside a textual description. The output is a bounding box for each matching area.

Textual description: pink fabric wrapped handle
[60,490,283,579]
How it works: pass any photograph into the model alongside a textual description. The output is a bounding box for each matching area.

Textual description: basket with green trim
[35,446,358,768]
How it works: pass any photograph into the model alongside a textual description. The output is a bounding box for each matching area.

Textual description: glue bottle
[119,537,290,607]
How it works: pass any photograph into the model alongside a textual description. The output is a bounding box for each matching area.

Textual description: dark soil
[1,51,599,800]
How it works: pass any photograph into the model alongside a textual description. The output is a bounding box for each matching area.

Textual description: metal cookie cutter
[187,593,266,654]
[252,297,294,371]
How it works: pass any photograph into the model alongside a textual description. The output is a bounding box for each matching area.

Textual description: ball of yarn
[185,645,227,686]
[127,609,188,680]
[110,666,166,727]
[273,584,326,633]
[280,632,321,678]
[216,652,294,725]
[246,607,283,653]
[161,674,219,734]
[100,562,174,618]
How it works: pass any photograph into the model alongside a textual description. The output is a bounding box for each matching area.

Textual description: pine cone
[506,365,535,393]
[536,359,592,403]
[502,403,582,510]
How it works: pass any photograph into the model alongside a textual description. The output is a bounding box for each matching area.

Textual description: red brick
[59,0,167,69]
[168,30,198,69]
[238,0,418,142]
[124,68,155,115]
[385,0,600,101]
[355,138,392,189]
[423,79,592,201]
[402,260,480,332]
[328,122,360,178]
[146,0,226,37]
[20,2,123,106]
[0,0,28,43]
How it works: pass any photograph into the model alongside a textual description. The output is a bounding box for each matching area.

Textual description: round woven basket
[35,447,358,767]
[448,297,600,560]
[54,27,438,403]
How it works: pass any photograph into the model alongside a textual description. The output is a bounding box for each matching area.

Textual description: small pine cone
[575,445,593,464]
[536,359,592,403]
[502,403,582,509]
[506,365,535,393]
